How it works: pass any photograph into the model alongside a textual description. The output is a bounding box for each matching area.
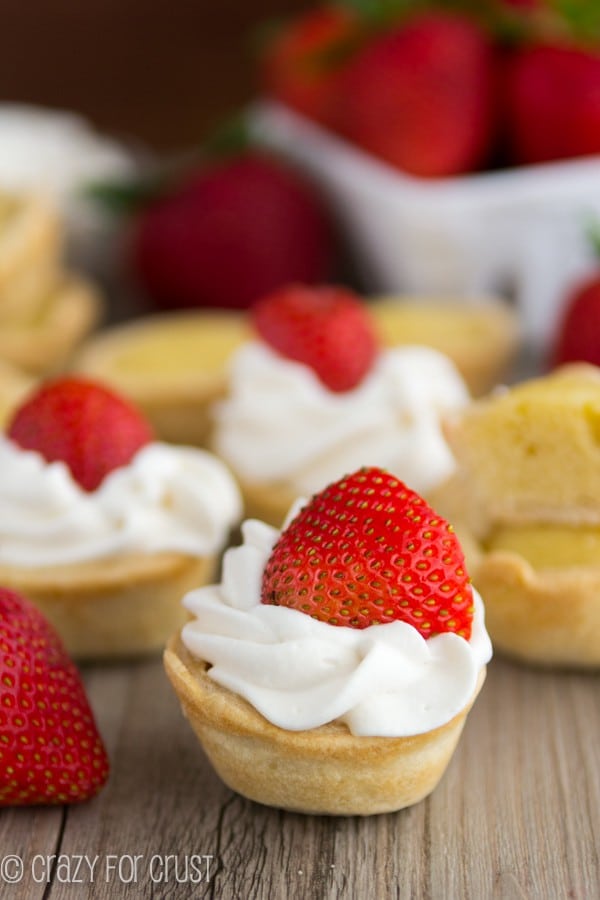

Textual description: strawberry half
[8,376,154,492]
[261,467,473,640]
[251,283,379,392]
[0,587,109,805]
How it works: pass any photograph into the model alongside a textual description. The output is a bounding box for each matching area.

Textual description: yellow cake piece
[438,364,600,667]
[446,364,600,530]
[73,311,250,446]
[370,298,520,396]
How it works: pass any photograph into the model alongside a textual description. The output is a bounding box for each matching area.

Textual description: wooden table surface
[0,653,598,899]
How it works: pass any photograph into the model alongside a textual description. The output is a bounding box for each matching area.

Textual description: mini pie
[0,553,214,661]
[0,276,102,375]
[165,635,485,816]
[440,364,600,667]
[73,311,249,446]
[212,287,473,527]
[370,297,520,397]
[165,468,491,815]
[0,376,242,661]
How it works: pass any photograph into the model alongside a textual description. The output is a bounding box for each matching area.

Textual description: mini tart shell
[0,553,215,661]
[0,275,102,376]
[164,633,486,816]
[471,549,600,668]
[72,311,250,447]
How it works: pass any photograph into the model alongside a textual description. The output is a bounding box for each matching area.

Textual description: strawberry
[334,12,495,177]
[7,376,154,492]
[262,467,473,639]
[0,587,109,805]
[130,152,335,311]
[260,5,361,126]
[505,43,600,165]
[251,283,379,392]
[551,274,600,367]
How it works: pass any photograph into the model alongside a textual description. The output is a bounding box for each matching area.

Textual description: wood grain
[0,657,598,899]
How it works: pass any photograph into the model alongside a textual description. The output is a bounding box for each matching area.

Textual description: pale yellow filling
[105,317,249,376]
[487,524,600,569]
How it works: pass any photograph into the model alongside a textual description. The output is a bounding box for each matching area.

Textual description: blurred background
[0,0,311,149]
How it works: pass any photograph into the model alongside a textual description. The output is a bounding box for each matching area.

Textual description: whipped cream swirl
[182,515,492,738]
[0,437,241,566]
[214,342,469,496]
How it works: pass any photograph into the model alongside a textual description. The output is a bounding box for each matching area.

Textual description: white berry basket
[251,100,600,352]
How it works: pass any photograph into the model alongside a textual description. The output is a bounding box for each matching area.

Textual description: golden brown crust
[164,633,485,815]
[472,550,600,668]
[0,553,215,661]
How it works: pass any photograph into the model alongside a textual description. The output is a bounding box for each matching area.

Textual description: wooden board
[0,656,598,898]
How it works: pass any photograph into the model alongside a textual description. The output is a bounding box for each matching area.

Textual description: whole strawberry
[551,274,600,367]
[505,43,600,165]
[335,12,495,177]
[130,153,335,311]
[260,5,361,126]
[252,283,379,392]
[262,467,473,639]
[8,376,154,492]
[0,587,109,805]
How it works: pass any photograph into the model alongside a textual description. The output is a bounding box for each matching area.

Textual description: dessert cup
[165,634,485,816]
[369,298,520,396]
[0,276,102,375]
[439,364,600,667]
[0,553,214,661]
[73,311,249,446]
[214,340,470,527]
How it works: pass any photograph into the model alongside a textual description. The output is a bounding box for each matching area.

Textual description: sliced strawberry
[251,283,379,392]
[0,587,109,805]
[262,467,473,639]
[8,376,154,492]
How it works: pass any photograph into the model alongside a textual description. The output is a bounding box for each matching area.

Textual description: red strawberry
[505,43,600,165]
[8,376,154,492]
[130,153,335,311]
[335,12,495,177]
[260,5,361,126]
[0,587,109,805]
[251,283,379,392]
[262,467,473,639]
[551,274,600,366]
